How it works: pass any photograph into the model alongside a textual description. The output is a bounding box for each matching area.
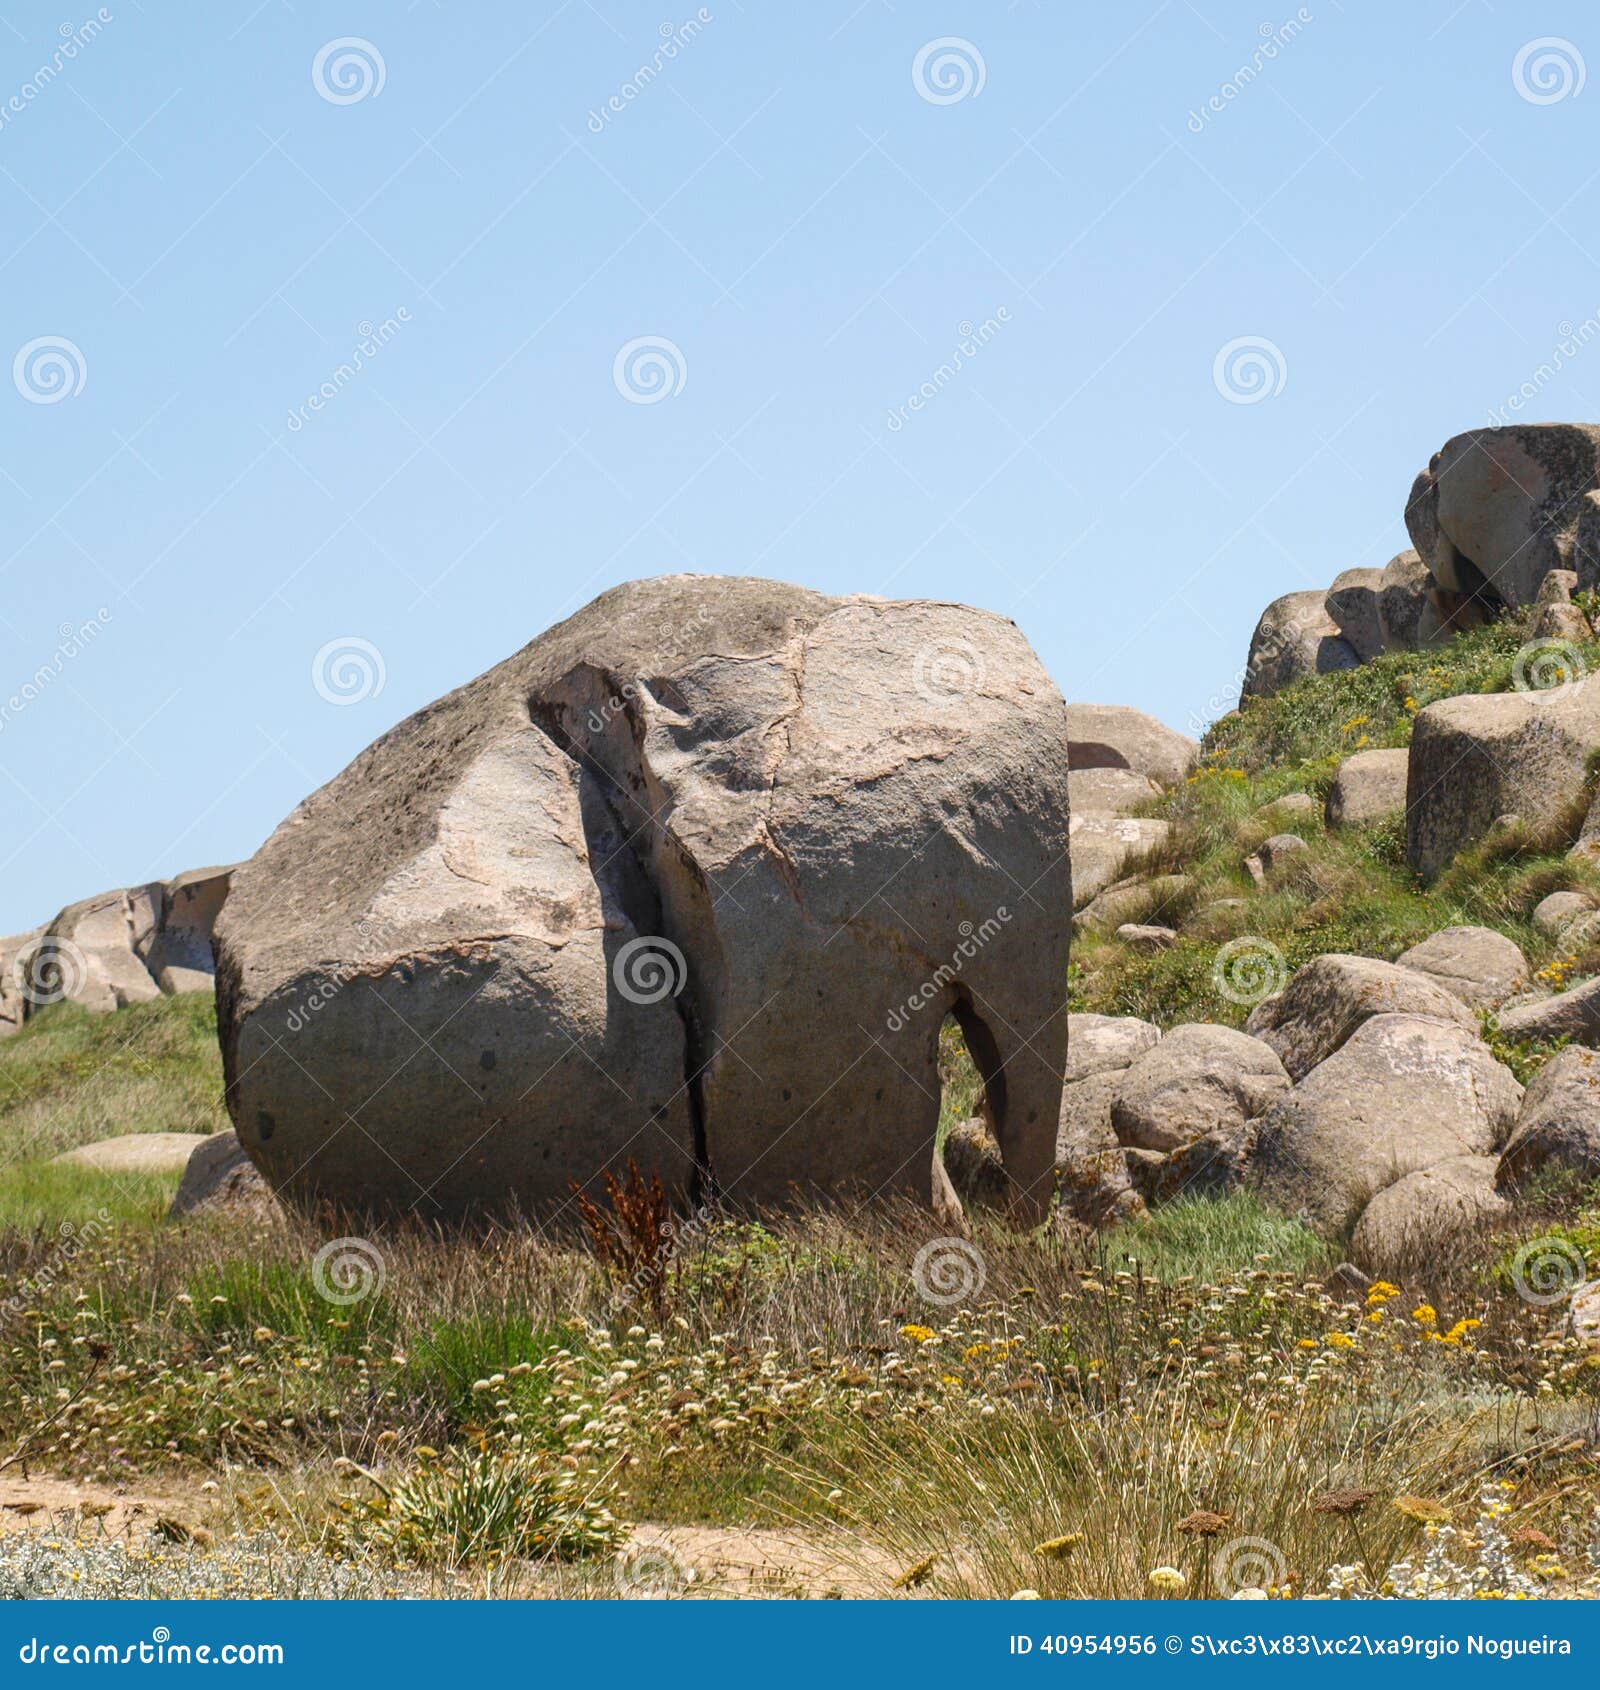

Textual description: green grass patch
[0,1160,178,1232]
[1099,1191,1334,1282]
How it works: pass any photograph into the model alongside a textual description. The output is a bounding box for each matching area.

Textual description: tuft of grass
[0,994,227,1161]
[1104,1192,1334,1283]
[0,1161,178,1232]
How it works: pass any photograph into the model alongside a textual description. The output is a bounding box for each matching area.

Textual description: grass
[0,1161,179,1232]
[0,994,227,1162]
[1070,607,1600,1032]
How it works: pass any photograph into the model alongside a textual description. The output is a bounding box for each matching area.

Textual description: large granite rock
[1110,1022,1289,1154]
[1496,975,1600,1047]
[1240,590,1359,702]
[1065,703,1197,788]
[52,1133,212,1174]
[1498,1047,1600,1186]
[1245,953,1479,1082]
[1249,1014,1522,1234]
[1069,815,1171,908]
[1067,766,1161,815]
[215,577,1073,1222]
[1350,1154,1508,1272]
[1395,925,1529,1012]
[1065,1013,1160,1081]
[1406,675,1600,879]
[1406,423,1600,608]
[1326,748,1408,830]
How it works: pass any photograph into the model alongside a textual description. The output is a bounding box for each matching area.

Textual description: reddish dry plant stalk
[570,1161,675,1315]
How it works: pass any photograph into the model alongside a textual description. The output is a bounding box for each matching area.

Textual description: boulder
[0,930,39,1038]
[169,1130,281,1220]
[1498,1046,1600,1186]
[1325,567,1388,662]
[215,577,1074,1223]
[144,866,234,993]
[1249,1014,1522,1234]
[1110,1023,1290,1154]
[1495,974,1600,1047]
[1250,793,1318,829]
[1326,748,1408,829]
[1065,703,1197,788]
[1072,874,1190,934]
[1056,1071,1143,1226]
[1068,766,1162,814]
[1395,925,1530,1011]
[1245,953,1480,1082]
[1532,889,1596,938]
[1116,923,1175,952]
[1406,675,1600,879]
[1065,1012,1160,1083]
[41,886,165,1013]
[1406,423,1600,608]
[1069,815,1171,907]
[939,1118,1010,1211]
[1245,832,1308,886]
[1350,1155,1508,1272]
[1375,549,1454,651]
[52,1133,212,1175]
[1240,591,1359,702]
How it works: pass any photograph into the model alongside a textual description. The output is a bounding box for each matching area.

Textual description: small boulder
[53,1133,212,1175]
[1070,815,1171,907]
[940,1118,1011,1211]
[1072,874,1190,935]
[1245,833,1309,885]
[1116,923,1176,952]
[1532,889,1595,939]
[1111,1023,1291,1155]
[1057,1071,1144,1226]
[169,1130,281,1220]
[1495,975,1600,1047]
[1245,952,1480,1082]
[1250,1014,1522,1234]
[1395,925,1530,1011]
[1241,591,1360,702]
[1350,1155,1508,1273]
[1326,748,1409,829]
[1250,793,1319,829]
[1065,703,1197,788]
[1065,1012,1161,1083]
[1068,766,1162,815]
[1498,1046,1600,1186]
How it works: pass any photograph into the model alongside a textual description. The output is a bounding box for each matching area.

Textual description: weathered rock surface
[1249,1014,1522,1233]
[52,1133,212,1174]
[1532,889,1596,938]
[0,931,38,1037]
[1241,590,1359,702]
[1495,974,1600,1047]
[169,1130,281,1220]
[1406,675,1600,878]
[1065,703,1196,788]
[1110,1023,1290,1154]
[1068,766,1162,815]
[1350,1155,1508,1272]
[1070,815,1171,908]
[1395,925,1529,1011]
[1072,874,1190,935]
[146,867,234,993]
[1326,748,1408,829]
[42,886,165,1014]
[1406,423,1600,608]
[1116,923,1176,952]
[939,1118,1010,1212]
[1245,953,1479,1082]
[1056,1071,1143,1226]
[1250,793,1318,830]
[215,577,1074,1222]
[1325,567,1388,662]
[1065,1013,1160,1082]
[1498,1046,1600,1186]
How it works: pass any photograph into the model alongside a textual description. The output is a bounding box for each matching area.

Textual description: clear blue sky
[3,0,1599,933]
